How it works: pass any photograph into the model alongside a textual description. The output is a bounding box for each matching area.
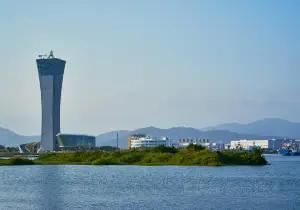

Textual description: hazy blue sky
[0,0,299,135]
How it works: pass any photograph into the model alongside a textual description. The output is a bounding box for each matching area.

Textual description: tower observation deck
[36,51,66,152]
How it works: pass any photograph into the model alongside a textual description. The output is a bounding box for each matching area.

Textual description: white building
[209,142,225,151]
[230,139,270,150]
[178,138,210,148]
[128,135,167,149]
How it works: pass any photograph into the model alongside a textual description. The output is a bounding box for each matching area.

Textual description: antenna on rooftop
[48,50,54,59]
[116,132,119,150]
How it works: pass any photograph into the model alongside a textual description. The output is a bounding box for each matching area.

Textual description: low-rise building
[272,138,299,150]
[295,140,300,150]
[128,134,167,149]
[230,139,270,150]
[224,143,231,150]
[209,142,225,151]
[19,142,40,154]
[56,133,96,151]
[178,138,210,148]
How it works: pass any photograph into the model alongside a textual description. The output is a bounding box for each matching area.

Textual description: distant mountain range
[96,127,276,148]
[94,118,300,148]
[204,118,300,138]
[0,127,39,146]
[1,118,299,148]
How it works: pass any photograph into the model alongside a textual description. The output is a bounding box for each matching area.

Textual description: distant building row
[229,139,300,151]
[127,134,299,151]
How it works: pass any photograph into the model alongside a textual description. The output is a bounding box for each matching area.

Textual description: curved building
[36,51,66,152]
[56,133,96,151]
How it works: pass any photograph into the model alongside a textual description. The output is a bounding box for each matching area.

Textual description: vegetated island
[0,145,267,166]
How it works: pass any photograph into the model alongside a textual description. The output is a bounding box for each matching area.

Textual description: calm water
[0,155,299,210]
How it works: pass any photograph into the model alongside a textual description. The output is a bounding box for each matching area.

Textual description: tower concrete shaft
[36,53,66,152]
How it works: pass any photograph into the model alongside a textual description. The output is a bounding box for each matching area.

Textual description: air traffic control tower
[36,51,66,152]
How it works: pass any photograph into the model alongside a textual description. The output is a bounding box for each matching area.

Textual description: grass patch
[0,157,34,165]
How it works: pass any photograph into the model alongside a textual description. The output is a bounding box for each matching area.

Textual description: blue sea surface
[0,155,299,210]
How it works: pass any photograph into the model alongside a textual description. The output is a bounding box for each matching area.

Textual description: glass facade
[56,134,96,150]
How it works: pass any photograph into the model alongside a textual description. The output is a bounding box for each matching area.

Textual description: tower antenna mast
[48,50,54,59]
[116,132,119,149]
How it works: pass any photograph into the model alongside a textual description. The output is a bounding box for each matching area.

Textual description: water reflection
[0,156,300,210]
[35,166,65,210]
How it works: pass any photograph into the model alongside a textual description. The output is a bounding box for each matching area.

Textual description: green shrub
[9,158,34,165]
[186,144,205,151]
[32,147,267,166]
[141,153,172,164]
[152,145,178,154]
[119,152,144,164]
[217,150,267,165]
[92,157,119,165]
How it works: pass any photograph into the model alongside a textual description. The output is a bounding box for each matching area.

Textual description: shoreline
[0,145,267,166]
